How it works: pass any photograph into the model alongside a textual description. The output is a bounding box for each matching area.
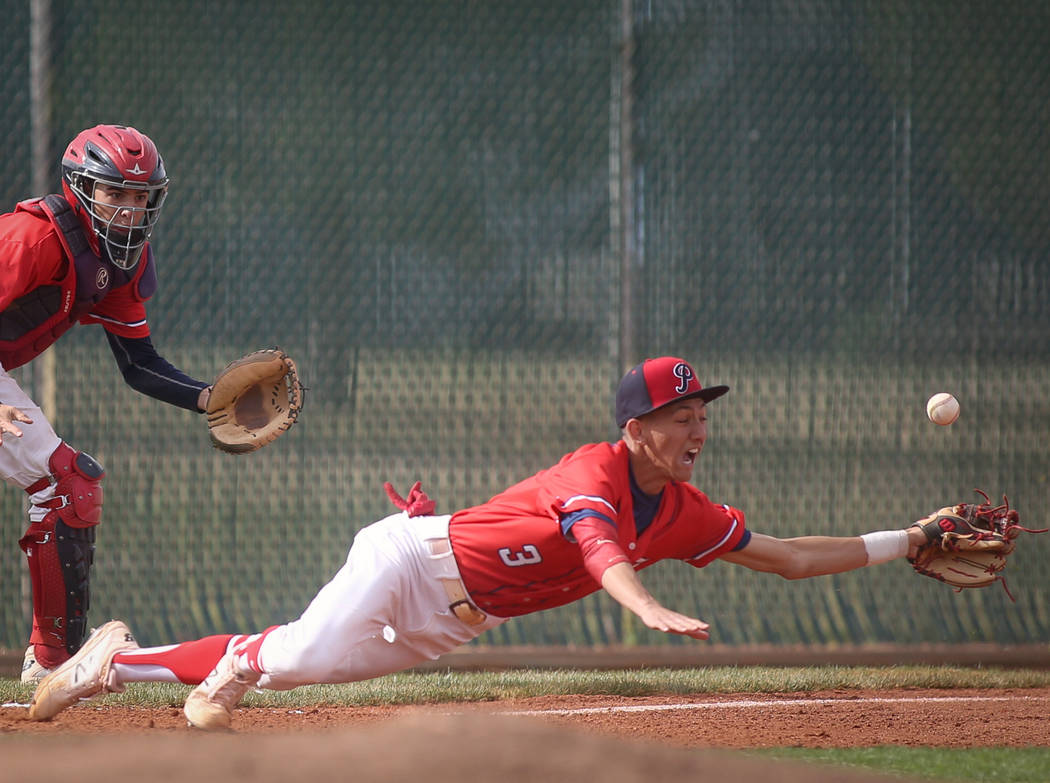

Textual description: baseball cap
[614,356,729,428]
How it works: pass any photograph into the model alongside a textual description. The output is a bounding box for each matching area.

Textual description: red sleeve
[571,515,630,583]
[539,443,626,522]
[682,502,748,567]
[0,216,66,311]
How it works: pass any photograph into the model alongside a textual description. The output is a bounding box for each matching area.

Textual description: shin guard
[19,443,104,659]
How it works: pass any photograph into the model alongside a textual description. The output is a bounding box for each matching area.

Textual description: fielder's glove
[206,348,304,454]
[909,490,1045,600]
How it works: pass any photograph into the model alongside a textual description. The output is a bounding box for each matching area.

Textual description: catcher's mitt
[909,490,1045,600]
[206,348,304,454]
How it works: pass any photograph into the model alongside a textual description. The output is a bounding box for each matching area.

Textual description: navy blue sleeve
[560,508,617,541]
[106,332,208,412]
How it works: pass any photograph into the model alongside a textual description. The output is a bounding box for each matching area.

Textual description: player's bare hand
[0,404,32,444]
[636,604,710,640]
[600,563,710,639]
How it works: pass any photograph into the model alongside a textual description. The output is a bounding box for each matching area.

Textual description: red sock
[235,626,279,672]
[112,634,236,685]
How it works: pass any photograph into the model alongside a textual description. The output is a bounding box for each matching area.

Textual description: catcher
[26,356,1037,732]
[0,124,302,684]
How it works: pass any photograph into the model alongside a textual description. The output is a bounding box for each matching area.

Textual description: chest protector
[0,194,156,369]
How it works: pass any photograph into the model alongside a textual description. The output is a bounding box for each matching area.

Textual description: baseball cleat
[20,646,53,684]
[27,620,138,721]
[183,647,260,731]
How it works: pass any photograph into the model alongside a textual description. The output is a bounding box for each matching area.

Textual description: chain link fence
[1,0,1048,650]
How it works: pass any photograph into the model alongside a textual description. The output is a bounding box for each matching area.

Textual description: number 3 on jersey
[498,545,542,567]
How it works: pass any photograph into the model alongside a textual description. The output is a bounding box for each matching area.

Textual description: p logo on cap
[671,361,695,393]
[614,356,729,428]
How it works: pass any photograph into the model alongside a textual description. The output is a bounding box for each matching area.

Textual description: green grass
[753,747,1050,783]
[4,664,1050,708]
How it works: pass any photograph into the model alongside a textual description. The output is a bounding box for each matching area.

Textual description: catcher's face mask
[65,176,167,270]
[61,124,169,270]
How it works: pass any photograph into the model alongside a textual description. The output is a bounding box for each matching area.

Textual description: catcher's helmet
[61,124,168,270]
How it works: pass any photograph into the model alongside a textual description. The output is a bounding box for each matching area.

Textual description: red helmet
[61,124,169,270]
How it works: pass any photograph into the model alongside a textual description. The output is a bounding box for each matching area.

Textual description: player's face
[92,183,150,228]
[634,398,708,490]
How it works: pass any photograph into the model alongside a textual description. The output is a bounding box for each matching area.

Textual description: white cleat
[183,647,261,731]
[20,646,53,684]
[27,620,138,721]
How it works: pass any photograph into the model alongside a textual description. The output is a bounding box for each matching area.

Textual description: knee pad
[19,443,104,654]
[31,442,105,528]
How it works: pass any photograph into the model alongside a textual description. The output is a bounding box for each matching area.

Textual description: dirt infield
[0,712,894,783]
[3,687,1048,782]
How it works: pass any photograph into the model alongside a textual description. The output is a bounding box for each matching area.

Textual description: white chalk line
[501,695,1050,717]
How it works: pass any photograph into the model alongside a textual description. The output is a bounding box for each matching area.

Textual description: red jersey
[0,199,153,368]
[449,440,747,617]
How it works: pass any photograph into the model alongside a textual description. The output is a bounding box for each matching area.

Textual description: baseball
[926,393,960,426]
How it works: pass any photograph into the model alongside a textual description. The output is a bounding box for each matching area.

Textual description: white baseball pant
[0,368,64,514]
[254,512,506,690]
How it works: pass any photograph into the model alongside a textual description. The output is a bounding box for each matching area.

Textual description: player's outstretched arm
[720,528,927,578]
[600,561,710,640]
